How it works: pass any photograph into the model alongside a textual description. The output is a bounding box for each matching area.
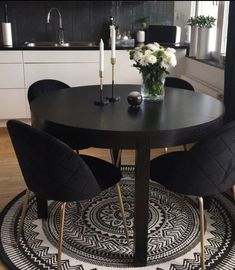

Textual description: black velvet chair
[165,77,195,91]
[164,77,195,153]
[27,79,70,103]
[7,120,129,270]
[150,120,235,270]
[27,79,92,151]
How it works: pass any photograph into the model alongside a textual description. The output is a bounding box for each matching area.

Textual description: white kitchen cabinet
[0,51,23,63]
[23,50,142,116]
[23,50,98,63]
[0,64,24,88]
[23,50,101,117]
[24,63,99,88]
[23,50,100,89]
[0,51,26,121]
[103,50,141,85]
[0,89,26,119]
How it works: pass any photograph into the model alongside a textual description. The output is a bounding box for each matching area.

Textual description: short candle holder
[106,58,120,102]
[94,71,109,106]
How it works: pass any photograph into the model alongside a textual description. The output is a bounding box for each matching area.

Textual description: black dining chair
[7,120,129,270]
[150,120,235,270]
[165,77,195,91]
[164,77,195,153]
[27,79,92,151]
[27,79,70,103]
[27,79,119,161]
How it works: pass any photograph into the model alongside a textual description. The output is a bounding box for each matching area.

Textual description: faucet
[47,8,65,45]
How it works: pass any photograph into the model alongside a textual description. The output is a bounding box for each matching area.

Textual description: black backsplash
[0,1,174,45]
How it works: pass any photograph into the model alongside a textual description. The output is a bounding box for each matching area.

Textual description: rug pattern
[0,166,235,270]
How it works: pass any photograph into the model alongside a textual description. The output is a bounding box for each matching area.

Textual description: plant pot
[136,30,145,43]
[196,28,211,59]
[189,26,198,57]
[141,73,165,101]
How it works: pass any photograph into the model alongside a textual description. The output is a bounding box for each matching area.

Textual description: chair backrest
[165,77,194,91]
[178,121,235,196]
[7,120,101,202]
[27,79,70,103]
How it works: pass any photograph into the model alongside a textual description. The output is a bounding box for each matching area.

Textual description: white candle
[111,27,116,59]
[99,39,104,72]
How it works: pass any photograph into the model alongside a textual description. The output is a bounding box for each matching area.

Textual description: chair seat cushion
[80,155,122,190]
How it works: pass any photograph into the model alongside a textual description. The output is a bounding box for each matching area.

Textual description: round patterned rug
[0,166,235,270]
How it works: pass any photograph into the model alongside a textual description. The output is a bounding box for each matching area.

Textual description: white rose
[166,47,176,54]
[144,49,152,55]
[146,54,157,64]
[161,60,169,70]
[169,54,177,67]
[146,43,158,51]
[162,52,177,69]
[153,42,160,48]
[134,51,144,62]
[140,55,149,66]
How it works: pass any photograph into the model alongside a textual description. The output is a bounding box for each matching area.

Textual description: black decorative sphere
[127,91,143,107]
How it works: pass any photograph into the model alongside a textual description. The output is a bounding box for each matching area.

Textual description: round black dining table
[30,84,225,267]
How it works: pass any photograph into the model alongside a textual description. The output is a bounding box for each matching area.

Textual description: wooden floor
[0,127,178,269]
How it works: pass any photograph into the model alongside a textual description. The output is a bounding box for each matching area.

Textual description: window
[193,1,230,60]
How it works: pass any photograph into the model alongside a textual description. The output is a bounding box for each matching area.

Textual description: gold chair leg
[233,186,235,201]
[110,149,122,167]
[164,147,168,153]
[116,183,130,246]
[17,189,30,242]
[183,144,188,151]
[57,202,66,270]
[198,197,206,270]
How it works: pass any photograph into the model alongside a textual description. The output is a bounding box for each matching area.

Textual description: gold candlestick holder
[106,58,120,102]
[94,70,109,106]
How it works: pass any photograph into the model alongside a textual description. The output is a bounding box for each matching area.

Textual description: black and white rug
[1,166,235,270]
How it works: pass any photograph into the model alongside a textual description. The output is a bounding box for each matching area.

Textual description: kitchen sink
[24,41,98,47]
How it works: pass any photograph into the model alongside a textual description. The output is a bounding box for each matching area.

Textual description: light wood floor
[0,127,179,269]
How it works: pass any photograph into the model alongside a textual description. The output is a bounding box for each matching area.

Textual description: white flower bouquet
[129,43,177,100]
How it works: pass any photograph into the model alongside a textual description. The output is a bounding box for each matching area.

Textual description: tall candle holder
[94,71,109,106]
[106,58,120,102]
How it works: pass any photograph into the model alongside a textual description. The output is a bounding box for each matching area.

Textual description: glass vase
[141,73,165,101]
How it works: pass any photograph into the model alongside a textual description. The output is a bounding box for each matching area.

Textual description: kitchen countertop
[0,42,189,51]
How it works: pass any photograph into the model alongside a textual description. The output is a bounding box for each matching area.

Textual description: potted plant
[196,15,216,59]
[187,16,199,57]
[136,17,148,44]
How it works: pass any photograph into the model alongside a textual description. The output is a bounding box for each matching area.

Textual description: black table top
[30,84,224,149]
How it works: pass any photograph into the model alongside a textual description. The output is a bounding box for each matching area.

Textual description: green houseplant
[196,15,216,59]
[187,15,216,59]
[195,15,216,28]
[187,16,199,57]
[136,17,148,43]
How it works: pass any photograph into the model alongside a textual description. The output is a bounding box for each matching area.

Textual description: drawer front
[23,50,99,63]
[0,51,23,63]
[24,63,99,88]
[0,64,24,88]
[0,89,26,119]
